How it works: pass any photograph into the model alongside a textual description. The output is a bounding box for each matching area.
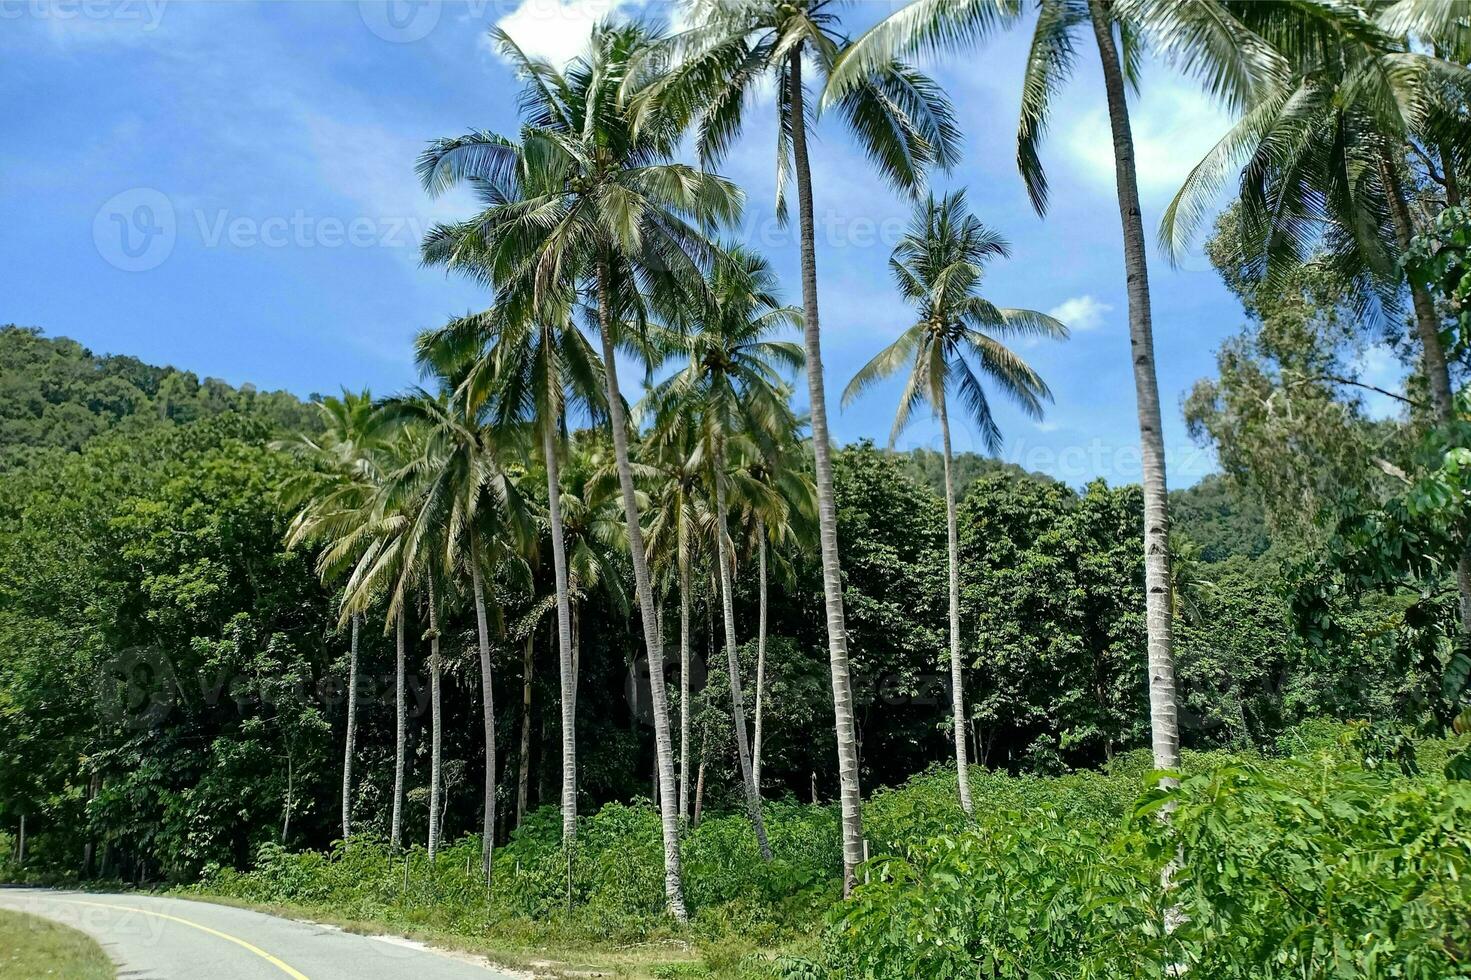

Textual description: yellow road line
[59,898,309,980]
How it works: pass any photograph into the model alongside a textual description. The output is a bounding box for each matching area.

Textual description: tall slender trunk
[391,609,406,850]
[677,518,692,822]
[471,558,497,883]
[427,581,443,859]
[788,46,865,894]
[541,418,581,847]
[595,258,688,921]
[1381,147,1471,632]
[17,815,26,865]
[341,613,360,838]
[712,442,772,858]
[518,630,534,828]
[937,393,974,815]
[752,522,767,789]
[1090,0,1179,777]
[693,717,710,827]
[282,752,293,844]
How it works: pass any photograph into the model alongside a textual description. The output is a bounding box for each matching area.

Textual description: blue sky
[0,0,1403,487]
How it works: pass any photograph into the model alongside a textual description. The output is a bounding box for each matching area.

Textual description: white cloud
[1063,76,1233,198]
[490,0,632,67]
[1048,294,1111,331]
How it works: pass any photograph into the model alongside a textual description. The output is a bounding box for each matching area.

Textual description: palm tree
[842,190,1066,814]
[378,370,530,883]
[276,389,391,841]
[1160,1,1471,625]
[730,430,813,791]
[416,24,741,919]
[651,0,958,888]
[823,0,1284,782]
[649,246,802,856]
[640,412,713,821]
[416,298,605,867]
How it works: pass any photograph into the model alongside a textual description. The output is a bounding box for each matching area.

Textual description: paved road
[0,888,524,979]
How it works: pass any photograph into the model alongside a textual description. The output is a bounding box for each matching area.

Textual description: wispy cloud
[1048,294,1111,331]
[489,0,633,66]
[1063,76,1232,198]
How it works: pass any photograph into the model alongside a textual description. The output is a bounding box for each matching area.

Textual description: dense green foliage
[8,2,1471,975]
[830,736,1471,979]
[183,732,1469,977]
[0,325,312,471]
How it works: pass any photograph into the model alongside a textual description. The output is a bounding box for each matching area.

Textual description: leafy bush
[826,744,1471,979]
[197,731,1471,977]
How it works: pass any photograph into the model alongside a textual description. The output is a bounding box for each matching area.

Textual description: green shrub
[827,751,1471,979]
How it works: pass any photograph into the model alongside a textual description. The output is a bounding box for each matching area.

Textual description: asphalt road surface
[0,888,524,979]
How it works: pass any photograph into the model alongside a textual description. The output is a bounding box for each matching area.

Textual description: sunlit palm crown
[1161,0,1471,320]
[843,190,1067,452]
[824,0,1287,215]
[417,22,742,328]
[647,0,960,217]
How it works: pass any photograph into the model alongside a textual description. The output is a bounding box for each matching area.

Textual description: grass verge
[0,907,116,980]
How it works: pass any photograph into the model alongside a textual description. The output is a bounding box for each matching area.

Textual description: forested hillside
[0,327,1433,885]
[10,1,1471,974]
[0,326,314,471]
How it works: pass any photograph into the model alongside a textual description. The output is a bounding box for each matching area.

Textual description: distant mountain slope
[1170,473,1270,562]
[896,447,1055,500]
[0,326,314,470]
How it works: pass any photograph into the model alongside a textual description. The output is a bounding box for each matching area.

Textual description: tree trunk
[427,581,443,860]
[471,558,497,884]
[1381,147,1471,632]
[391,609,406,850]
[752,521,768,790]
[788,45,865,894]
[517,630,534,828]
[282,751,293,844]
[595,258,688,921]
[677,519,692,822]
[693,719,709,828]
[937,393,974,815]
[341,613,360,838]
[18,815,27,865]
[713,440,772,859]
[542,419,580,846]
[1089,0,1180,777]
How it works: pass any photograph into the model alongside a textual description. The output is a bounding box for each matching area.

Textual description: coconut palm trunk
[341,613,360,838]
[752,521,768,789]
[391,609,406,850]
[517,631,534,827]
[541,419,580,845]
[471,558,497,882]
[427,581,444,859]
[1379,149,1471,631]
[678,519,693,822]
[788,46,866,892]
[1088,0,1179,777]
[595,260,688,921]
[712,441,772,859]
[936,392,974,815]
